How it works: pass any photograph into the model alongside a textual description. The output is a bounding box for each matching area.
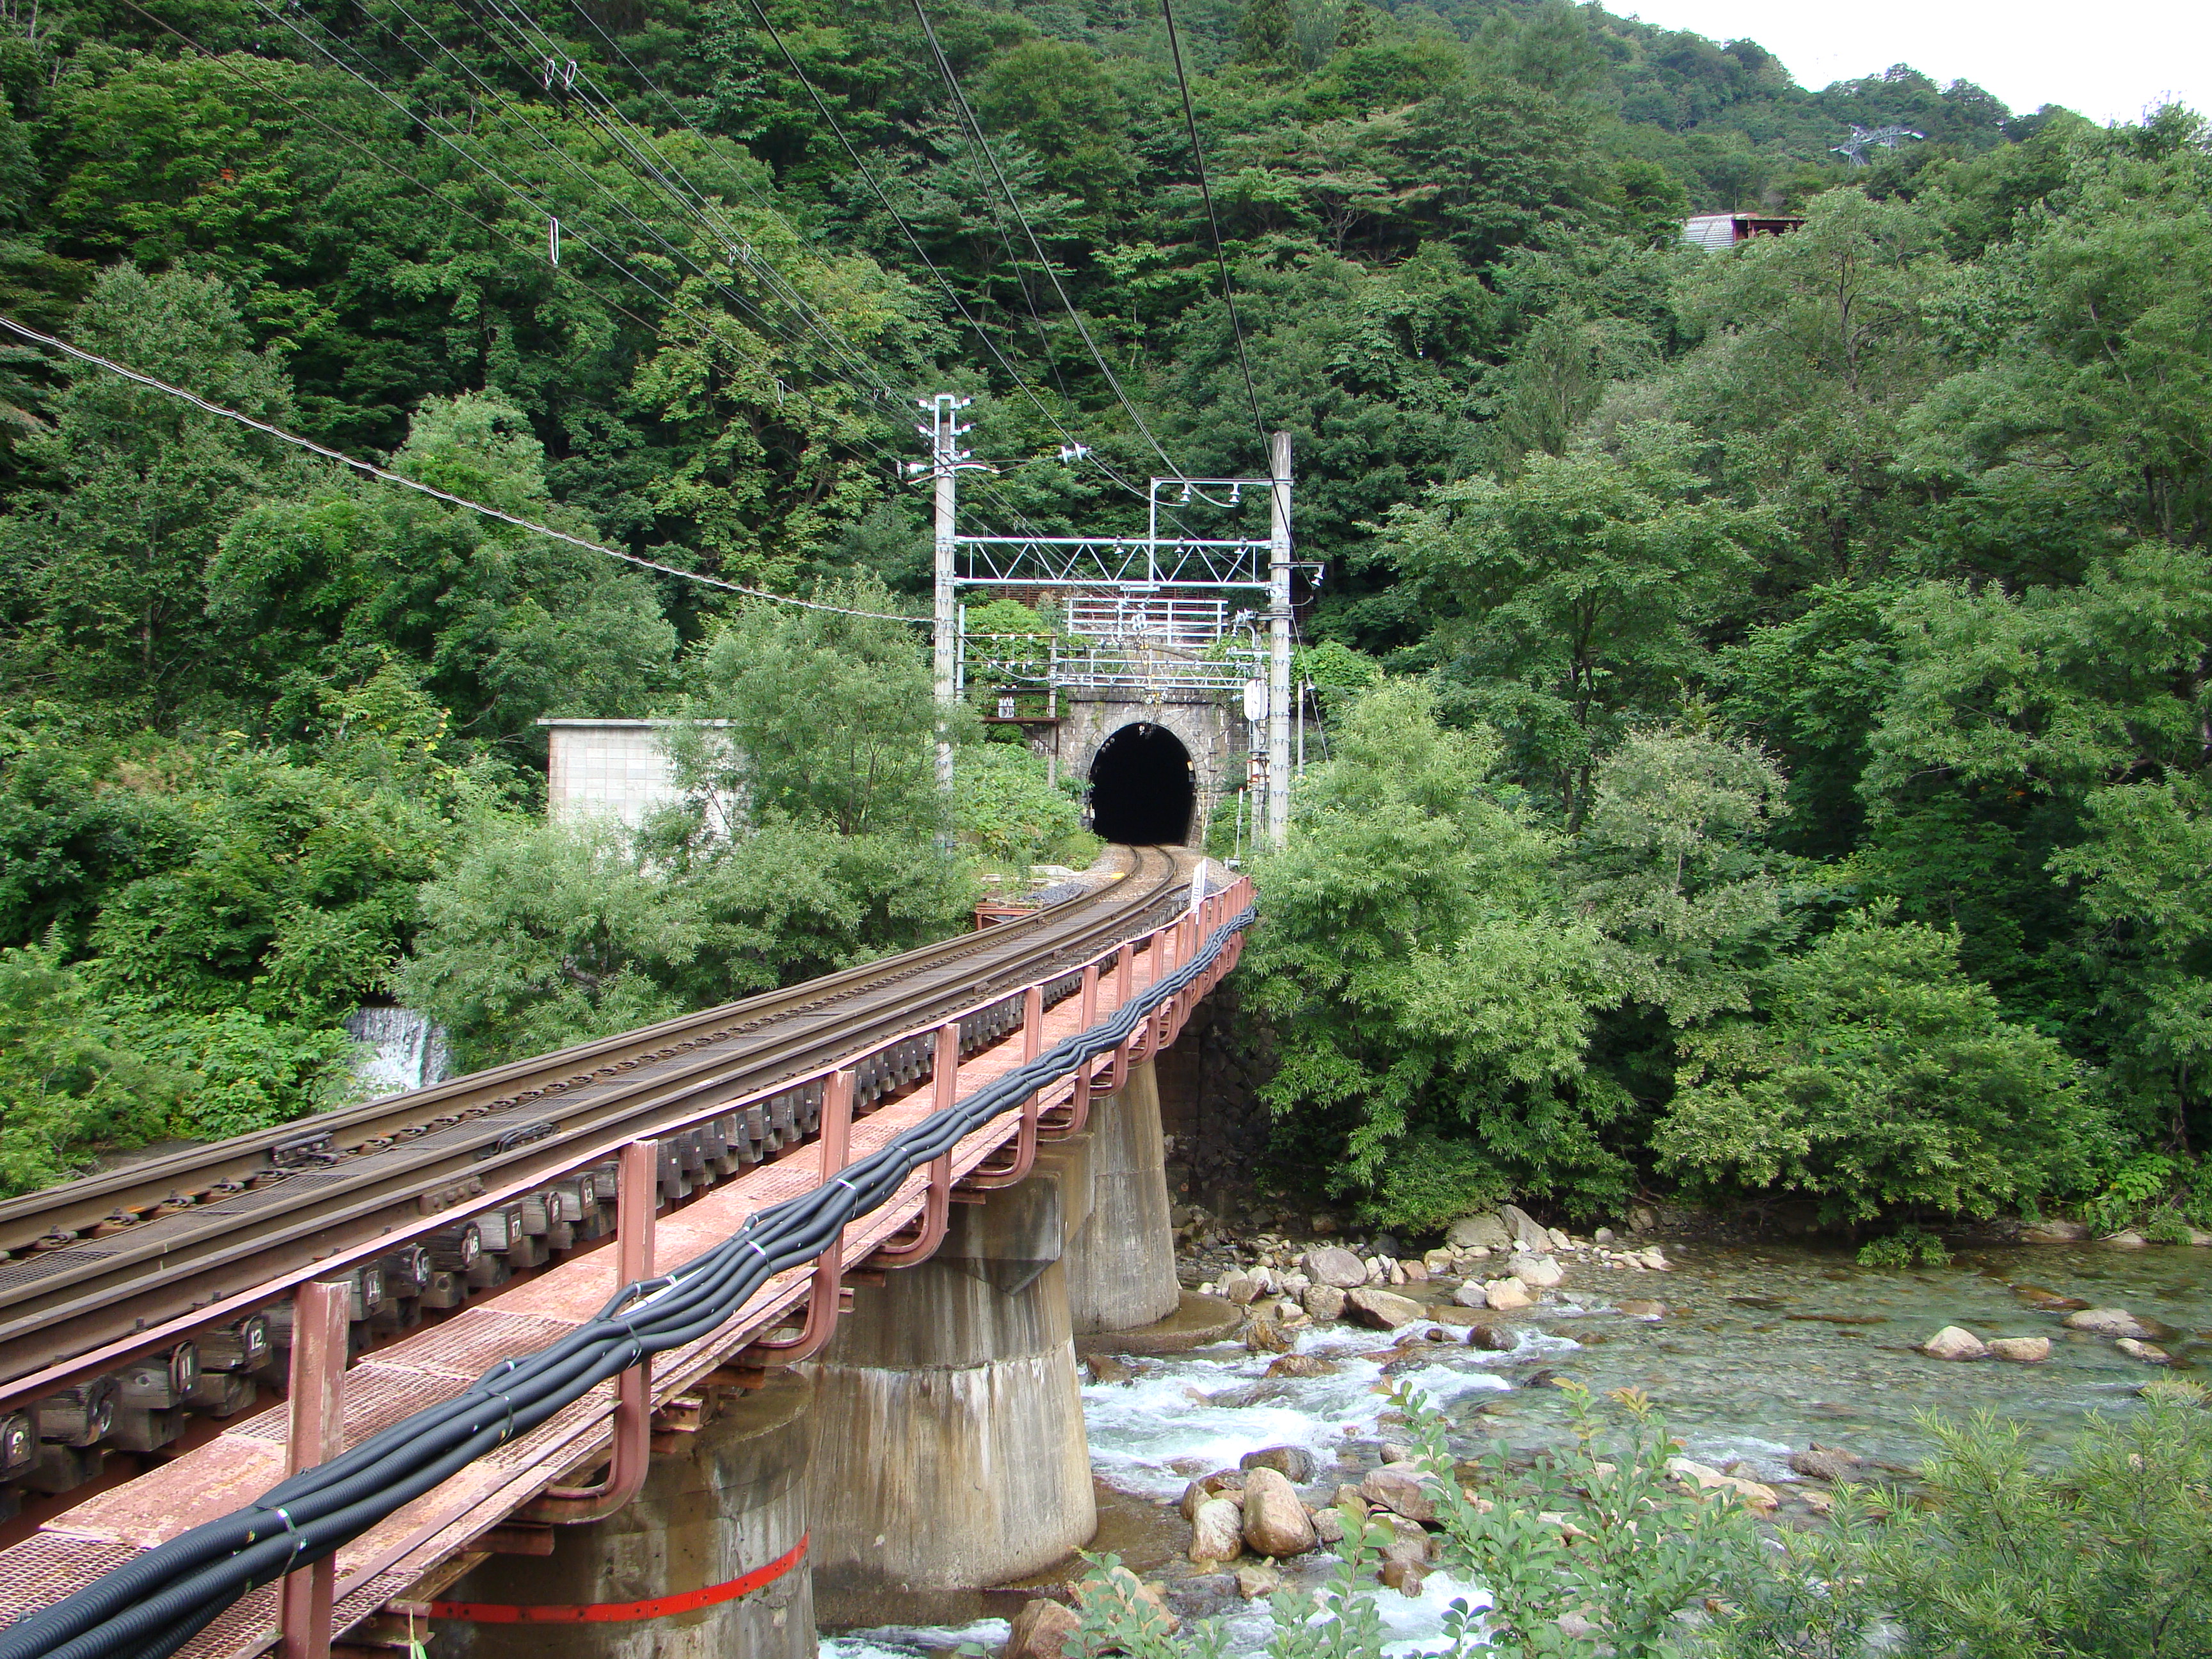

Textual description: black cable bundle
[0,904,1254,1659]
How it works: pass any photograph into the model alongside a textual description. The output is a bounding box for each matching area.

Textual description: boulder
[1301,1283,1347,1320]
[1401,1260,1430,1284]
[1468,1323,1514,1351]
[999,1598,1082,1659]
[1546,1227,1573,1252]
[1311,1506,1346,1545]
[1265,1353,1339,1379]
[1301,1247,1368,1289]
[1635,1246,1671,1270]
[1233,1564,1282,1600]
[1921,1326,1988,1361]
[1378,1514,1434,1568]
[2188,1228,2212,1247]
[1221,1270,1260,1305]
[1987,1336,2052,1364]
[1240,1468,1318,1557]
[1446,1213,1512,1251]
[1074,1567,1180,1636]
[1359,1466,1437,1523]
[1345,1287,1426,1330]
[1594,1226,1617,1245]
[1452,1281,1489,1309]
[1244,1311,1292,1354]
[2115,1338,2173,1365]
[2103,1230,2150,1249]
[1628,1205,1658,1233]
[1668,1457,1779,1511]
[1422,1248,1456,1274]
[1483,1277,1535,1311]
[1379,1559,1427,1597]
[1617,1299,1666,1318]
[2021,1219,2090,1243]
[1083,1354,1135,1385]
[1509,1253,1565,1289]
[2064,1307,2152,1340]
[1788,1447,1866,1482]
[1498,1203,1553,1254]
[1179,1471,1244,1521]
[1189,1497,1245,1563]
[1240,1445,1318,1483]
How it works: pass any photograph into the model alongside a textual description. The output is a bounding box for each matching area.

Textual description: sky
[1615,1,2210,125]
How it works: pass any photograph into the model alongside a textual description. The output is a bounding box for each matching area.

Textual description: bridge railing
[0,874,1257,1659]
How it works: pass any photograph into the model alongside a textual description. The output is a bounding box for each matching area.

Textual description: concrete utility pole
[917,393,972,792]
[1265,430,1294,848]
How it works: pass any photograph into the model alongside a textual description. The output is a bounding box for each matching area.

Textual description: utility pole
[1265,431,1294,848]
[912,393,973,792]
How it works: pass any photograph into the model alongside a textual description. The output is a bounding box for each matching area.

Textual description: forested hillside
[0,0,2202,1240]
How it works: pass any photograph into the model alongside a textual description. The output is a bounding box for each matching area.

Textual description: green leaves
[1656,908,2100,1221]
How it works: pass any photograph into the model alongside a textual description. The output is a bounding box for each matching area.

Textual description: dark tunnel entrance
[1089,723,1196,845]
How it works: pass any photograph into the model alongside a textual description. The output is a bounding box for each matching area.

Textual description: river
[824,1235,2212,1659]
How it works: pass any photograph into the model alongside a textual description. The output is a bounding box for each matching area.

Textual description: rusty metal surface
[0,870,1253,1659]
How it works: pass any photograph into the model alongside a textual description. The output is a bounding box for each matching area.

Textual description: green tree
[1656,908,2101,1222]
[1247,682,1621,1222]
[1390,422,1767,825]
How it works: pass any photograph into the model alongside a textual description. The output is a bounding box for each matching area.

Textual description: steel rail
[0,847,1189,1391]
[0,893,1257,1659]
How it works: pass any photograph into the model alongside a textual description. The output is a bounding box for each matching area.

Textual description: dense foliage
[0,0,2198,1228]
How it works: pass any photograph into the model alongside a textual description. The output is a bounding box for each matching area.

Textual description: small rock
[1468,1323,1514,1351]
[2021,1219,2090,1243]
[1073,1567,1180,1636]
[1422,1248,1455,1274]
[1594,1226,1617,1245]
[1301,1247,1368,1289]
[1359,1466,1436,1523]
[1628,1205,1657,1233]
[1667,1457,1779,1511]
[1635,1246,1671,1270]
[1921,1326,1987,1361]
[1379,1559,1427,1597]
[1244,1311,1291,1354]
[1377,1514,1432,1571]
[2064,1307,2152,1340]
[1484,1277,1534,1311]
[1189,1496,1244,1563]
[1987,1336,2052,1364]
[1509,1253,1565,1289]
[1796,1487,1835,1516]
[2116,1338,2173,1365]
[1333,1482,1365,1511]
[1446,1213,1512,1251]
[1546,1227,1573,1252]
[1616,1299,1666,1318]
[1240,1468,1318,1557]
[1240,1445,1318,1483]
[1499,1203,1553,1254]
[998,1598,1081,1659]
[1084,1354,1135,1385]
[1221,1269,1259,1305]
[1401,1260,1429,1284]
[1452,1281,1489,1310]
[1302,1283,1347,1320]
[1345,1287,1426,1330]
[1265,1353,1339,1379]
[1311,1507,1345,1544]
[1378,1440,1415,1464]
[1233,1563,1281,1600]
[2103,1230,2150,1249]
[1788,1447,1865,1482]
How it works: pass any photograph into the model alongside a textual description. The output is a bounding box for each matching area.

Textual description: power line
[1158,0,1269,456]
[903,0,1187,479]
[0,314,929,624]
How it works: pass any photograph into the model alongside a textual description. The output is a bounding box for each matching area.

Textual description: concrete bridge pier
[1062,1058,1180,1334]
[801,1148,1096,1619]
[431,1371,816,1659]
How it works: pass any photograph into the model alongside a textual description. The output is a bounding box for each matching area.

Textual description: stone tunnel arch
[1088,721,1196,845]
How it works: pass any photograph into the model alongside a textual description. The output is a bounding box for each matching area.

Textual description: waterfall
[343,1006,452,1100]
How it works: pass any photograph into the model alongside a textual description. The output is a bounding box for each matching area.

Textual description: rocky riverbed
[823,1208,2212,1659]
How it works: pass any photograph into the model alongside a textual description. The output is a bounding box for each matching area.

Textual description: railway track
[0,845,1192,1498]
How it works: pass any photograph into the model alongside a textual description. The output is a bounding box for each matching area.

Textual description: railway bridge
[0,846,1254,1659]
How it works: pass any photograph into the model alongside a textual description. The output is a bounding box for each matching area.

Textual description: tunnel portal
[1089,722,1196,845]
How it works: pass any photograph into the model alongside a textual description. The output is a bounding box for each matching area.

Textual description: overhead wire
[0,313,929,623]
[902,0,1189,481]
